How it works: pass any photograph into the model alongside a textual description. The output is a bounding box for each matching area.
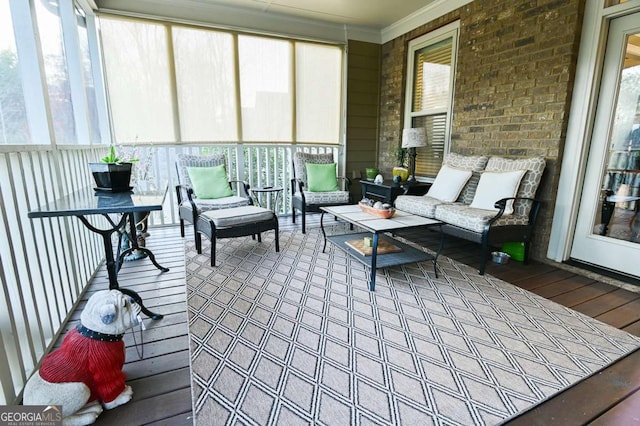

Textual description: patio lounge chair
[291,151,351,233]
[175,153,253,252]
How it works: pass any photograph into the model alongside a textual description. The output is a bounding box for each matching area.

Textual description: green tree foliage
[0,50,29,144]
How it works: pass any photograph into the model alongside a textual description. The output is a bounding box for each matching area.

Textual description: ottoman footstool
[196,206,280,266]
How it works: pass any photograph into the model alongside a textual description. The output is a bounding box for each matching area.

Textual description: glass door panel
[571,13,640,276]
[598,33,640,242]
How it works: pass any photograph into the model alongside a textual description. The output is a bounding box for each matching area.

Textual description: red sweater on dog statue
[24,290,142,426]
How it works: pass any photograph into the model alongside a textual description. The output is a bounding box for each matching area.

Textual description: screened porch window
[99,16,344,145]
[35,0,76,144]
[0,0,30,144]
[174,27,237,142]
[100,19,175,143]
[239,36,292,142]
[405,22,459,178]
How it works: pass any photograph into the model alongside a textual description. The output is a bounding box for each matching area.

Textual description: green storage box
[501,242,525,262]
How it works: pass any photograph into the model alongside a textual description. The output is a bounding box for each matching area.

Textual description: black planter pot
[89,162,133,192]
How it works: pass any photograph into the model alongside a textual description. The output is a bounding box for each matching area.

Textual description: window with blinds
[405,22,459,178]
[413,114,446,176]
[412,40,451,112]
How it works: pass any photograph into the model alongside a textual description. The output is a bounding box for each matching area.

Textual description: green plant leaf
[100,144,138,163]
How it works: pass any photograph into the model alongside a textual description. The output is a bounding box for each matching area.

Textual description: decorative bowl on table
[359,201,396,219]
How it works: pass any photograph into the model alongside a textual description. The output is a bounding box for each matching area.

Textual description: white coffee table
[320,204,444,291]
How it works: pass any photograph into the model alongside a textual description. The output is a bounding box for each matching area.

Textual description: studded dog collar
[76,324,124,342]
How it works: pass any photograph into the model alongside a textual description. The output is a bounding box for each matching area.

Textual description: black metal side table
[360,179,431,203]
[28,185,169,320]
[251,186,283,213]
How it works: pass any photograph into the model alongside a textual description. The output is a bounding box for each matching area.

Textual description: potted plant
[365,167,379,180]
[391,146,409,182]
[89,145,138,192]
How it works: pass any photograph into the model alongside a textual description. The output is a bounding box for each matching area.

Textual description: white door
[571,13,640,276]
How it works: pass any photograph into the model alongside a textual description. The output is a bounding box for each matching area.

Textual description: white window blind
[173,27,237,142]
[413,40,451,112]
[296,42,342,143]
[100,18,175,143]
[238,35,292,142]
[99,16,344,145]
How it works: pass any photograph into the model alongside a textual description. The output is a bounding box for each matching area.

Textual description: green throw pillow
[187,165,234,199]
[306,163,339,192]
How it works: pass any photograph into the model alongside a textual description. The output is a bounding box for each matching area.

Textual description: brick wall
[376,0,585,261]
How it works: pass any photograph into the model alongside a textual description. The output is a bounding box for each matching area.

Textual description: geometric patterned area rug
[185,228,640,425]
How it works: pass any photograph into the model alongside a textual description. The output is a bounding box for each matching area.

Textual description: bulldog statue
[24,289,142,425]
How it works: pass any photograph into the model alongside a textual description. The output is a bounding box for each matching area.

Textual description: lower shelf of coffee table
[327,232,433,269]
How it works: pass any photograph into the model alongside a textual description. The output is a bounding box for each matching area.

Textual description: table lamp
[402,127,428,183]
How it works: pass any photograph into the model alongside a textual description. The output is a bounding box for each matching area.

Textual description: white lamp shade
[401,128,427,148]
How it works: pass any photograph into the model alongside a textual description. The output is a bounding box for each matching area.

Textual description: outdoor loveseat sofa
[394,153,546,274]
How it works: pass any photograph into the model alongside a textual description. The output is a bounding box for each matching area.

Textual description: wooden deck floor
[80,227,193,425]
[71,214,640,425]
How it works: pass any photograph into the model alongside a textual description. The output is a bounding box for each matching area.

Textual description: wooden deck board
[97,388,193,425]
[590,389,640,425]
[146,413,195,426]
[550,281,619,307]
[595,300,640,329]
[123,350,191,382]
[490,263,559,285]
[571,288,640,318]
[126,368,192,401]
[622,320,640,336]
[91,226,191,425]
[503,347,640,425]
[530,275,596,299]
[51,215,637,425]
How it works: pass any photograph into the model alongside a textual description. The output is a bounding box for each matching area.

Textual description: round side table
[250,186,283,213]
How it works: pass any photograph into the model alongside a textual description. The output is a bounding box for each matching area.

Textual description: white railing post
[235,144,246,183]
[0,142,337,403]
[0,145,104,404]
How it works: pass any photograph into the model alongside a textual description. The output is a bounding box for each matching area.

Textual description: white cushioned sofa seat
[435,203,531,233]
[394,195,443,218]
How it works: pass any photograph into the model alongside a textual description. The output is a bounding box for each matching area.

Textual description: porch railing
[0,142,339,404]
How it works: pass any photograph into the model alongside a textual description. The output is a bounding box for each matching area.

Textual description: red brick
[377,0,585,261]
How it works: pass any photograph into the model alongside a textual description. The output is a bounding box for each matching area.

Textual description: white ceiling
[177,0,437,29]
[93,0,471,43]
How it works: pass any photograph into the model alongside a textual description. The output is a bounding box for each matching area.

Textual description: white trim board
[381,0,473,44]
